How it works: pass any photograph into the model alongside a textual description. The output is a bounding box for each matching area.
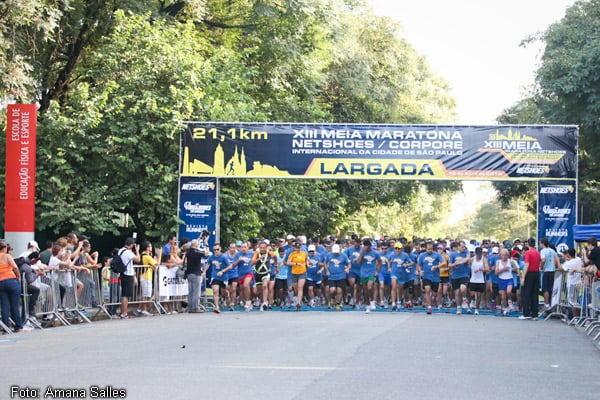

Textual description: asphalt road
[2,310,599,400]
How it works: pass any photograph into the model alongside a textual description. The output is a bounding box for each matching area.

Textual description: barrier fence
[3,262,600,344]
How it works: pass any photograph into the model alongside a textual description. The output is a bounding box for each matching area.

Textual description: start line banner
[180,123,577,180]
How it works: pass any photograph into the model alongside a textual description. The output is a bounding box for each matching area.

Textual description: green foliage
[496,0,600,224]
[1,0,461,244]
[469,198,534,243]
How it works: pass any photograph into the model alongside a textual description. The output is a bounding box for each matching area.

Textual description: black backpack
[110,249,127,273]
[14,257,26,268]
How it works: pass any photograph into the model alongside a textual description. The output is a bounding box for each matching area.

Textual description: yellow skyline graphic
[181,144,290,177]
[488,128,536,141]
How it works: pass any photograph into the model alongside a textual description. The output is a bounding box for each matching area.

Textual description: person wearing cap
[274,247,290,307]
[449,241,471,315]
[417,241,445,315]
[343,238,363,308]
[306,244,325,307]
[18,240,40,259]
[324,244,350,311]
[356,239,382,313]
[285,241,308,311]
[389,243,414,310]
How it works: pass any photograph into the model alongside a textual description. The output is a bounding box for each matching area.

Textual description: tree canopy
[1,0,460,244]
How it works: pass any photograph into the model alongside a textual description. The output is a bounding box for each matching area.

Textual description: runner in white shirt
[495,248,517,316]
[468,247,489,315]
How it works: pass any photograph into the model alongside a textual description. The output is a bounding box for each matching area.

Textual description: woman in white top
[468,247,489,315]
[562,248,583,317]
[495,248,517,316]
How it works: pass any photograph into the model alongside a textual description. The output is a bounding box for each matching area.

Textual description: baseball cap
[27,251,40,261]
[294,242,302,248]
[394,242,403,249]
[492,246,499,254]
[467,244,476,252]
[511,250,520,258]
[482,248,489,253]
[28,240,39,250]
[286,234,295,240]
[308,244,316,251]
[332,244,340,253]
[437,244,444,250]
[263,239,270,245]
[235,240,243,246]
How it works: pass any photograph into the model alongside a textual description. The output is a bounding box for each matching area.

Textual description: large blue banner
[181,123,578,180]
[178,177,218,247]
[537,180,577,252]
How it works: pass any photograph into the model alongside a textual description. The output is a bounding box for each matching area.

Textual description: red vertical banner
[5,104,37,232]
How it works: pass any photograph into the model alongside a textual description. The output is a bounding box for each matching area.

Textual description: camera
[201,230,215,238]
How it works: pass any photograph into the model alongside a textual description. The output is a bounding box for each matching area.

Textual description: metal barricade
[546,271,568,321]
[74,269,111,320]
[131,265,162,315]
[54,270,91,324]
[31,273,70,327]
[0,304,14,334]
[20,274,43,330]
[100,266,121,318]
[584,279,600,340]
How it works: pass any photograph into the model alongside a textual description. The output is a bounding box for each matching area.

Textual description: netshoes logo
[540,186,574,194]
[181,182,215,191]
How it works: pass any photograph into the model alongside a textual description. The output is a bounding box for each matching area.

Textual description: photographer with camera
[118,237,140,319]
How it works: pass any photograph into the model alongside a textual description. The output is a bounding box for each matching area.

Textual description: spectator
[118,238,140,319]
[0,241,26,332]
[138,241,160,317]
[185,239,206,314]
[562,248,583,317]
[520,238,541,320]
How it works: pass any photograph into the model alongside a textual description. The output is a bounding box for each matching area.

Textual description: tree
[36,10,259,242]
[496,0,600,223]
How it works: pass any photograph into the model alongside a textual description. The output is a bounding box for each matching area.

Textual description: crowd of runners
[190,233,600,317]
[3,232,600,333]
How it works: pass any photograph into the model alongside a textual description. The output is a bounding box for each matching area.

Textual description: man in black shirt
[583,237,600,277]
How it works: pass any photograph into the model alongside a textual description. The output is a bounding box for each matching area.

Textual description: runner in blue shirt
[231,242,254,311]
[224,242,239,310]
[306,244,325,307]
[417,242,444,315]
[376,242,392,308]
[205,244,231,314]
[449,240,471,314]
[389,243,413,310]
[325,245,350,310]
[343,238,362,307]
[356,239,382,313]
